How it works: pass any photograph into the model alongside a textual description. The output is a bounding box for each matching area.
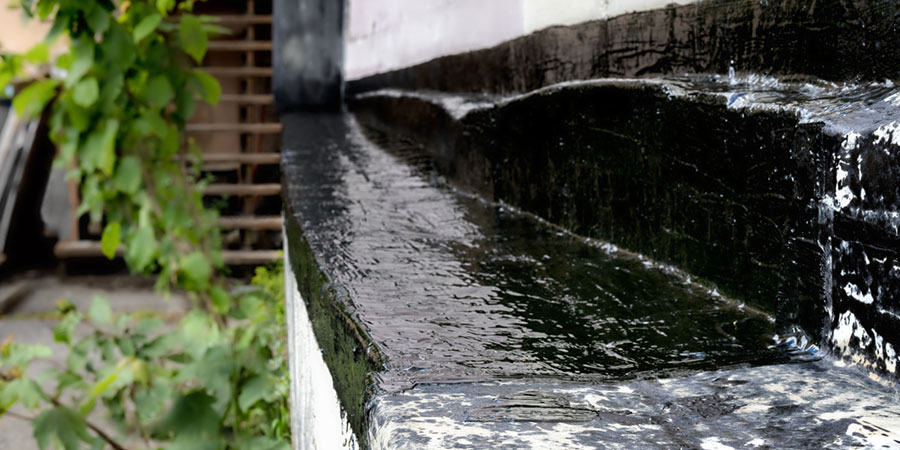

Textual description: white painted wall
[0,7,51,54]
[346,0,698,79]
[283,246,357,450]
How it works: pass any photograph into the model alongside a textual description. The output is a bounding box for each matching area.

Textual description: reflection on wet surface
[456,197,789,377]
[283,113,794,386]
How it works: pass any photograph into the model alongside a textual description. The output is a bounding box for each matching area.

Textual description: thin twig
[3,409,35,421]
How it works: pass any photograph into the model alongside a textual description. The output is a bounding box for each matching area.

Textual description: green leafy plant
[0,1,291,449]
[2,264,289,449]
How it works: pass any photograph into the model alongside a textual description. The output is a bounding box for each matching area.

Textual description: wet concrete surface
[370,361,900,449]
[281,103,900,447]
[350,76,900,383]
[283,113,793,384]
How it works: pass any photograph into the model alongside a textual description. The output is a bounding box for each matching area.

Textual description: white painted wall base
[346,0,698,79]
[284,245,358,450]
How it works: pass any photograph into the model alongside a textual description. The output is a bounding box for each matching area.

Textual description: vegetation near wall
[0,1,290,449]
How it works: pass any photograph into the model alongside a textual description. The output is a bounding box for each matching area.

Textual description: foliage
[0,1,291,449]
[11,0,226,296]
[1,265,289,450]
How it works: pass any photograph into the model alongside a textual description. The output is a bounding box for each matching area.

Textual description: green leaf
[66,338,92,372]
[100,222,120,260]
[191,71,220,105]
[209,286,229,314]
[66,38,94,87]
[64,102,90,132]
[238,375,271,412]
[144,75,173,108]
[36,1,57,21]
[100,23,136,71]
[32,406,92,450]
[116,336,135,357]
[153,391,219,439]
[88,296,112,325]
[238,437,290,450]
[179,14,207,63]
[134,13,162,42]
[125,226,157,272]
[85,5,110,34]
[179,311,220,359]
[114,156,142,195]
[72,77,99,107]
[53,313,81,345]
[80,119,119,176]
[156,0,175,14]
[23,42,49,64]
[134,316,164,335]
[80,358,134,416]
[1,342,52,367]
[134,383,171,426]
[179,345,233,411]
[12,79,58,119]
[180,252,211,290]
[0,378,44,409]
[55,371,87,396]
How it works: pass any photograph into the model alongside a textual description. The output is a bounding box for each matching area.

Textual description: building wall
[345,0,697,79]
[0,8,51,54]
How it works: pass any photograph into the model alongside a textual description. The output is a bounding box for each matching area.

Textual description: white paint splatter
[843,282,874,304]
[874,331,884,361]
[884,93,900,107]
[701,437,736,450]
[886,343,897,374]
[832,311,860,353]
[873,121,900,149]
[842,131,861,151]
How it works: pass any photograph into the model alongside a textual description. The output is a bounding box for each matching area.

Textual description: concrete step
[203,183,281,196]
[54,241,280,265]
[214,15,273,25]
[204,67,273,78]
[208,41,272,52]
[284,77,900,447]
[186,123,282,134]
[219,94,275,104]
[219,215,283,230]
[200,152,280,165]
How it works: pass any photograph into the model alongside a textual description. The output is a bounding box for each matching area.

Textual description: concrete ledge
[282,81,900,446]
[369,362,900,449]
[349,77,900,378]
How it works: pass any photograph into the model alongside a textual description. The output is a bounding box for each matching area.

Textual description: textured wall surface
[273,0,344,111]
[345,0,697,80]
[350,76,900,378]
[348,0,900,95]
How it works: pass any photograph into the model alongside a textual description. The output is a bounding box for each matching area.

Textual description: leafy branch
[0,1,291,449]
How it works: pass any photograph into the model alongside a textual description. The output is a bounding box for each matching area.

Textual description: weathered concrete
[350,76,900,381]
[2,275,189,316]
[272,0,345,112]
[281,96,900,447]
[369,361,900,449]
[282,2,900,447]
[283,249,358,450]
